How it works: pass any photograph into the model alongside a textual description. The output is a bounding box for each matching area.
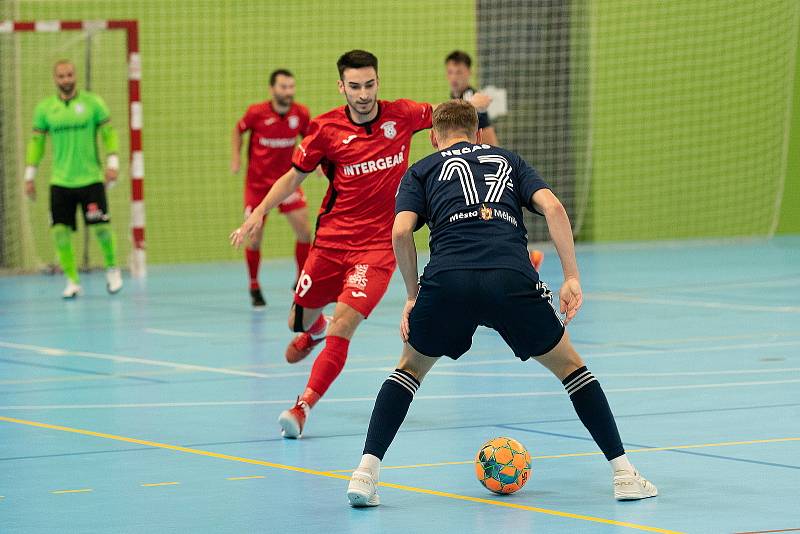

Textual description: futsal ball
[474,436,532,494]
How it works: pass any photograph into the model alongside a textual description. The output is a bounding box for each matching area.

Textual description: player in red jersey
[231,69,312,307]
[231,50,489,438]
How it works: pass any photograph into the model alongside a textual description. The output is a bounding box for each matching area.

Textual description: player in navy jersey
[346,100,658,507]
[445,50,544,271]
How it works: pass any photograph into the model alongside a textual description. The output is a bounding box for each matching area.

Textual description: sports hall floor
[1,237,798,533]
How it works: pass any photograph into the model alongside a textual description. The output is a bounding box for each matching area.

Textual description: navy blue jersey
[451,87,491,129]
[396,141,550,281]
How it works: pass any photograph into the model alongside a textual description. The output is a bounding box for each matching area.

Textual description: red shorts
[244,183,307,217]
[293,246,396,318]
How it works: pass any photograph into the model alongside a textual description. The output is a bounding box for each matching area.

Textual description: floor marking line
[428,367,800,378]
[141,482,180,487]
[733,529,800,534]
[0,340,272,379]
[3,377,800,411]
[0,415,679,533]
[51,488,93,494]
[226,476,265,481]
[329,437,800,472]
[143,328,216,338]
[586,292,800,313]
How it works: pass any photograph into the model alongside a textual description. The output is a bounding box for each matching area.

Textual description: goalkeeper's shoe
[106,268,123,294]
[62,280,81,299]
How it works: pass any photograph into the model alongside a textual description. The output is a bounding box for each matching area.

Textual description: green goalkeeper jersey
[31,91,111,188]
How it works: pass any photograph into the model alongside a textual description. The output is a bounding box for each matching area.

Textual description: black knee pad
[292,304,305,332]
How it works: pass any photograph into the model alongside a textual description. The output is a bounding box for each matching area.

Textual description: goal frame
[0,19,146,277]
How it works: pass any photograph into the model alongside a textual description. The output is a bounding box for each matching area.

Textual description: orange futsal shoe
[530,249,544,271]
[285,332,325,364]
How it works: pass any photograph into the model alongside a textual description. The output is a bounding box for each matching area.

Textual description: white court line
[429,367,800,379]
[666,277,800,294]
[143,328,217,338]
[0,341,271,379]
[1,377,799,410]
[437,340,800,367]
[586,292,800,313]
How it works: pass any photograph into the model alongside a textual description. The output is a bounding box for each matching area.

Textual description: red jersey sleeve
[237,105,256,133]
[292,119,327,172]
[398,99,433,133]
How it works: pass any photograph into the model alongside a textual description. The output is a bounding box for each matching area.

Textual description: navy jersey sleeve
[395,166,428,229]
[514,154,551,215]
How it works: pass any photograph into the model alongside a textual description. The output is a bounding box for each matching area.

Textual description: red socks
[307,314,327,337]
[303,335,349,407]
[245,248,260,289]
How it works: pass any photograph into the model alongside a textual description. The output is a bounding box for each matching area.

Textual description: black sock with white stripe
[363,369,421,460]
[563,366,625,461]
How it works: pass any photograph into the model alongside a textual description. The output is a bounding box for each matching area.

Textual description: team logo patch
[265,118,277,126]
[346,264,369,290]
[480,203,493,221]
[288,115,299,129]
[380,121,397,139]
[342,134,358,145]
[85,202,106,222]
[74,103,84,115]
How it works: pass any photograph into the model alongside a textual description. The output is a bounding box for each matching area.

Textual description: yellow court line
[226,476,265,481]
[51,489,93,494]
[141,482,180,487]
[0,415,679,534]
[330,436,800,473]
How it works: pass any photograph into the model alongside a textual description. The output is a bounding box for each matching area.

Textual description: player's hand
[231,157,240,174]
[470,92,492,112]
[559,277,583,326]
[400,297,416,342]
[24,181,36,201]
[105,167,119,187]
[229,209,263,249]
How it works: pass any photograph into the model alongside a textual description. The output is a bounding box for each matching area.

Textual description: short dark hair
[432,100,478,139]
[269,69,294,86]
[445,50,472,68]
[337,50,378,79]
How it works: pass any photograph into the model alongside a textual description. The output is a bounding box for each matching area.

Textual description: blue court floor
[1,237,799,533]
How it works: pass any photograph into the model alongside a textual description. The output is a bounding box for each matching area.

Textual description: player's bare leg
[245,214,267,308]
[284,207,311,286]
[534,331,658,500]
[348,343,438,507]
[280,302,364,438]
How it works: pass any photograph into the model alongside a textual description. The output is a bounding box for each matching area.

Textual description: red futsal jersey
[238,101,310,186]
[292,99,433,251]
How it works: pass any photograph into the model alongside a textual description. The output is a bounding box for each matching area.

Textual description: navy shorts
[407,269,565,360]
[50,183,110,231]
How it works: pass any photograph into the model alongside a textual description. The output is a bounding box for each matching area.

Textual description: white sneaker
[613,470,658,500]
[347,469,380,507]
[277,399,310,439]
[106,268,123,294]
[62,280,81,299]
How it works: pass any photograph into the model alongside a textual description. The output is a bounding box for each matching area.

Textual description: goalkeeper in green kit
[24,60,123,298]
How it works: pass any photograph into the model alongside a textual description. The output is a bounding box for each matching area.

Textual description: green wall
[4,0,475,264]
[585,0,799,241]
[778,14,800,234]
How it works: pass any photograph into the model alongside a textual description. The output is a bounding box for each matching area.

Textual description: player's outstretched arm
[532,188,583,325]
[99,123,120,185]
[229,167,309,248]
[393,211,420,341]
[23,131,46,200]
[231,127,243,174]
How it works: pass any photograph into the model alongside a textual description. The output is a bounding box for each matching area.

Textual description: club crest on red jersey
[288,115,299,129]
[380,121,397,139]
